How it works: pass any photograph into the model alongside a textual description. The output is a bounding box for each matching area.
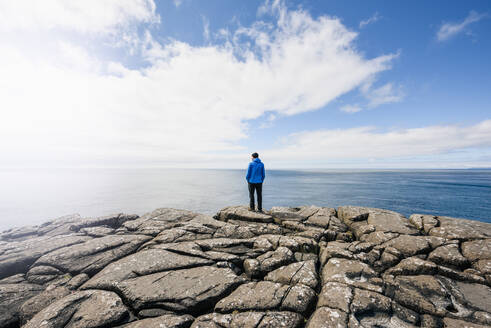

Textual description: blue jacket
[246,158,265,183]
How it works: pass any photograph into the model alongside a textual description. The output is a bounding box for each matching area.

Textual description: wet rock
[216,205,273,223]
[22,290,128,328]
[115,314,194,328]
[33,234,151,275]
[0,282,43,328]
[265,260,318,289]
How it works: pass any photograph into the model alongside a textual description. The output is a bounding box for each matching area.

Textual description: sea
[1,168,490,231]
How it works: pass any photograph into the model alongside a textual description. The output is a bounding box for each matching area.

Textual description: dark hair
[251,152,259,158]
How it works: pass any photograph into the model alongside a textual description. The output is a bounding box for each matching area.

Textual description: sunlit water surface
[1,168,490,231]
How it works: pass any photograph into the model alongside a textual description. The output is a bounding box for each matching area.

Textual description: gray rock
[338,206,418,235]
[124,208,208,235]
[317,282,353,312]
[462,239,491,262]
[19,285,71,324]
[33,234,151,275]
[385,257,438,276]
[80,226,115,237]
[83,248,215,290]
[264,260,318,289]
[428,244,469,268]
[26,265,63,284]
[429,216,491,240]
[215,281,315,315]
[381,235,432,258]
[22,290,128,328]
[322,258,382,293]
[244,246,294,277]
[0,234,91,279]
[115,314,194,328]
[306,307,348,328]
[216,206,273,223]
[0,282,43,328]
[116,266,245,312]
[191,311,303,328]
[442,317,489,328]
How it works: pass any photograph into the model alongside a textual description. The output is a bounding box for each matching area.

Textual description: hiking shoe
[256,209,264,213]
[249,207,255,212]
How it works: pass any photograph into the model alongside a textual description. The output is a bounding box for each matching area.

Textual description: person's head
[251,152,259,159]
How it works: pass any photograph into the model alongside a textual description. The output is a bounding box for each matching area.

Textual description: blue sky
[0,0,490,168]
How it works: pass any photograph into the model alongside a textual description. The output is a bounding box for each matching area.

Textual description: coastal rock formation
[1,205,490,327]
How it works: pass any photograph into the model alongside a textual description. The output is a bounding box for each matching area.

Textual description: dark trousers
[248,182,263,211]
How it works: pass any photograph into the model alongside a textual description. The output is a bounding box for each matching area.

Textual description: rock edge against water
[0,205,490,328]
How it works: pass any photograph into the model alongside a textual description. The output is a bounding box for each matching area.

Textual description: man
[246,152,265,212]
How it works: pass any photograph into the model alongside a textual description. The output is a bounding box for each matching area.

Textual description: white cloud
[363,82,404,108]
[0,0,398,168]
[173,0,183,8]
[202,16,210,41]
[266,120,491,166]
[359,12,381,29]
[437,11,487,42]
[340,104,362,113]
[0,0,158,34]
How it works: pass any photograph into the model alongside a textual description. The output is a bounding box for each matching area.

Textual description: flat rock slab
[428,216,491,240]
[33,234,151,275]
[216,206,273,223]
[116,266,246,312]
[83,248,214,291]
[191,311,303,328]
[0,234,92,279]
[115,314,195,328]
[215,281,316,315]
[22,290,128,328]
[124,208,211,235]
[338,206,418,235]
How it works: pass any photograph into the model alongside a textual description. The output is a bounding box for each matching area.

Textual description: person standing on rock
[246,152,265,212]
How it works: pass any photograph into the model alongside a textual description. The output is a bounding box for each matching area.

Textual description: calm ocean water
[1,168,490,231]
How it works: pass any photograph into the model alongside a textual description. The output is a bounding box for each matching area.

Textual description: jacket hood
[253,158,261,163]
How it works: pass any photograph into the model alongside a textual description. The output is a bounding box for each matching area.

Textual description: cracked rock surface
[0,205,490,328]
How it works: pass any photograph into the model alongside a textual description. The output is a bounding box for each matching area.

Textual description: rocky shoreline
[0,205,490,328]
